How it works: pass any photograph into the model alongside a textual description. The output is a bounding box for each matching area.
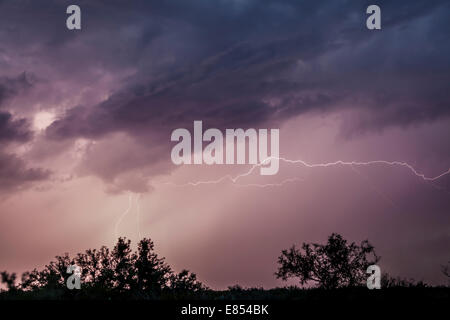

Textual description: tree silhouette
[135,238,172,296]
[20,253,73,291]
[276,233,379,289]
[5,237,207,298]
[111,238,136,292]
[1,271,17,291]
[1,235,448,301]
[73,246,114,290]
[169,269,205,292]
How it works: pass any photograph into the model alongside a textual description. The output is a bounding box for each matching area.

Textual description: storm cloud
[0,111,32,142]
[42,0,449,140]
[0,151,50,192]
[0,0,449,288]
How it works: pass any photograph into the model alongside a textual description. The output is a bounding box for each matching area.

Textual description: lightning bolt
[114,193,145,241]
[128,157,449,238]
[114,193,133,240]
[136,193,142,239]
[235,177,302,188]
[165,157,450,187]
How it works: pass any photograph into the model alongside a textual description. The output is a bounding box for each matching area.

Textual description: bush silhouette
[276,233,379,289]
[380,272,427,288]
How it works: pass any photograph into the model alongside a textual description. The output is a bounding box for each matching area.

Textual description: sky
[0,0,449,288]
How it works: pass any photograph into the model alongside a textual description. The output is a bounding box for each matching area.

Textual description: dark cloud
[0,74,46,192]
[0,151,51,192]
[0,73,32,108]
[1,0,448,188]
[42,0,450,142]
[0,111,32,142]
[33,0,449,186]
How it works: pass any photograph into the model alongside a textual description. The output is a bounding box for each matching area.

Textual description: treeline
[1,234,448,300]
[1,238,206,299]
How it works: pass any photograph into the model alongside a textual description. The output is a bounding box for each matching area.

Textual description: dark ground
[0,287,448,318]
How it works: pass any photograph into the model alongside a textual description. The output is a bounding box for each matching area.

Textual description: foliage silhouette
[0,271,17,291]
[1,237,206,299]
[0,234,448,301]
[276,233,379,289]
